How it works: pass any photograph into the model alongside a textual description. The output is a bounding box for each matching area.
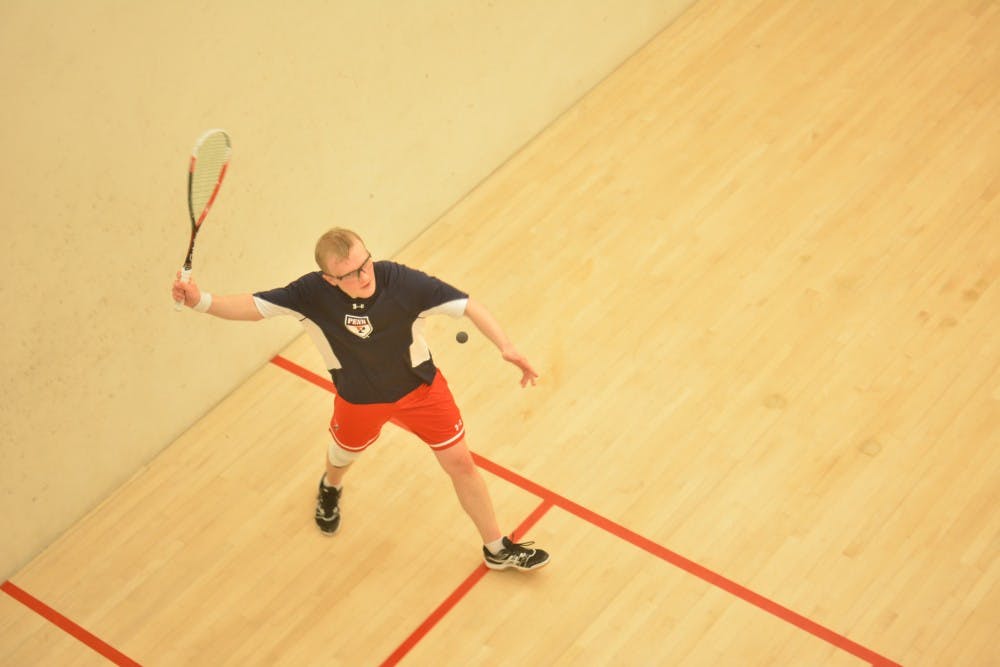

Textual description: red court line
[1,580,141,667]
[381,499,554,667]
[271,354,900,666]
[471,453,901,667]
[270,354,336,392]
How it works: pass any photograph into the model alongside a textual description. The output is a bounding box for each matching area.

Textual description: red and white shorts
[327,370,465,466]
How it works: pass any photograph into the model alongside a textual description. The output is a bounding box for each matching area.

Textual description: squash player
[172,227,549,571]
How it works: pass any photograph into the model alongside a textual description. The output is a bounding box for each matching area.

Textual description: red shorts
[329,370,465,457]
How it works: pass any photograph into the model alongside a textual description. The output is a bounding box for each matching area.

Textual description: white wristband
[193,292,213,313]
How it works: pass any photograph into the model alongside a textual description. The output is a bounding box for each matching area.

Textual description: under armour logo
[352,303,365,310]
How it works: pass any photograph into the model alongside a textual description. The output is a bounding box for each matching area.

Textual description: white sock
[485,537,506,555]
[322,477,342,491]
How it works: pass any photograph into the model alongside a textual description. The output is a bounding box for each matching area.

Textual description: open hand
[502,346,539,388]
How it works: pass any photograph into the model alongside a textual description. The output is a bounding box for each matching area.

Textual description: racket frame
[175,128,231,309]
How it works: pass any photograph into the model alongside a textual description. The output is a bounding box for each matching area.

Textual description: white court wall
[0,1,694,579]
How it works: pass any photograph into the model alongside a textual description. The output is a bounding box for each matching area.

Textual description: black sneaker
[315,476,341,535]
[483,537,550,571]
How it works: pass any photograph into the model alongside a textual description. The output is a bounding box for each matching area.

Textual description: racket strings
[189,131,231,221]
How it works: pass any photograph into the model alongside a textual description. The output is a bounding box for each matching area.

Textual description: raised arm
[172,272,263,321]
[463,297,538,387]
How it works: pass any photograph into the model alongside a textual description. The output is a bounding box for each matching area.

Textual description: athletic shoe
[483,537,550,571]
[315,476,341,535]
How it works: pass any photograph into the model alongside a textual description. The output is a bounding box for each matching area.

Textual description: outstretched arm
[463,297,538,387]
[172,272,263,321]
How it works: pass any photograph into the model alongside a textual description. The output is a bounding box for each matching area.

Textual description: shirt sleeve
[419,297,468,318]
[253,273,319,319]
[393,263,469,318]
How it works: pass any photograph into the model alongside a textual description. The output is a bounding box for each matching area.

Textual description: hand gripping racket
[174,129,232,310]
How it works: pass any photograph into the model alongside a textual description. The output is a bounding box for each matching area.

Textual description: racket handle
[173,267,192,311]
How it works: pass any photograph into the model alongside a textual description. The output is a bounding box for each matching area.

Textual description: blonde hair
[315,228,364,272]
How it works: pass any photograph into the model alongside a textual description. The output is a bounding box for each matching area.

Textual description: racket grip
[173,267,192,311]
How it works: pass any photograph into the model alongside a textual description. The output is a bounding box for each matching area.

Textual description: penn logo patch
[345,314,374,339]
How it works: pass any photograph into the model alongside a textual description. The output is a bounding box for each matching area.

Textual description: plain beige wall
[0,1,693,579]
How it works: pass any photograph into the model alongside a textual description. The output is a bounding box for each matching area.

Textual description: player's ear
[321,273,338,286]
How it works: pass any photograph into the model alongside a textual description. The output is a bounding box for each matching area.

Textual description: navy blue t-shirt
[254,261,468,404]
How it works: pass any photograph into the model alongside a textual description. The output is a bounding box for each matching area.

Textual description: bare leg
[325,459,351,486]
[434,439,502,544]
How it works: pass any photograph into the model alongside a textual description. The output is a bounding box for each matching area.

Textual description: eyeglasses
[332,253,372,282]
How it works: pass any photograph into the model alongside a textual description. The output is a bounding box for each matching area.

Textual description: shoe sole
[483,557,550,571]
[316,519,340,536]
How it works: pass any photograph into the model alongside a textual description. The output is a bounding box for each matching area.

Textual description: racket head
[188,128,232,232]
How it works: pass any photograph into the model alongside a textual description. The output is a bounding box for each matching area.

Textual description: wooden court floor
[3,1,998,664]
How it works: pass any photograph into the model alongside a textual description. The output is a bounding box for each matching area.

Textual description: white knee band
[328,442,361,468]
